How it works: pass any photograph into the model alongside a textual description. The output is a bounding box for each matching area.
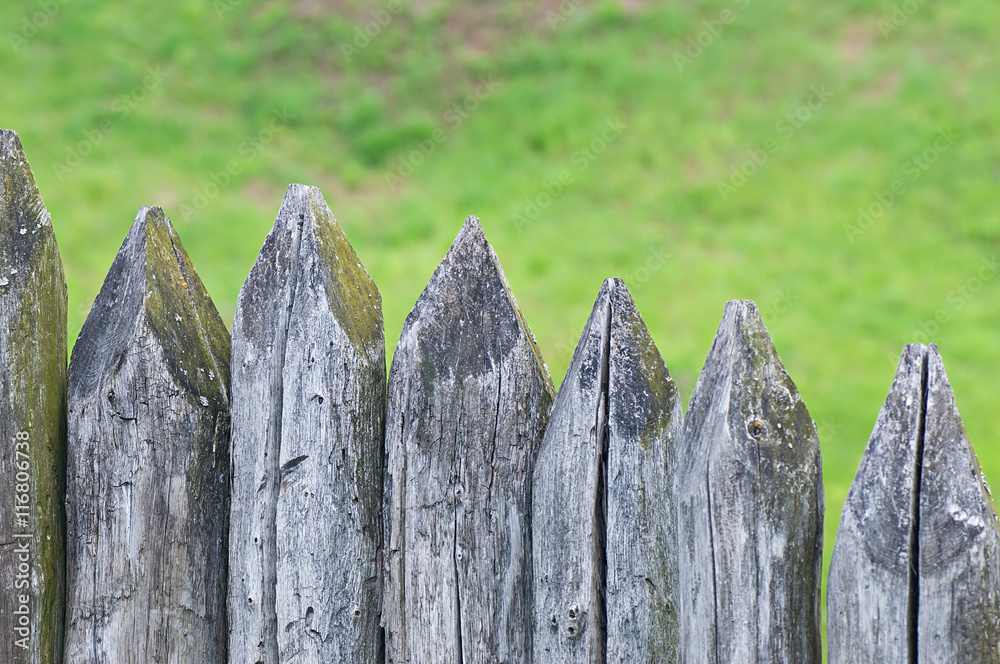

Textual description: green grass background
[3,0,998,657]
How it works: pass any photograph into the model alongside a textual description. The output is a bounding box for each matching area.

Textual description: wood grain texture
[677,300,823,664]
[383,216,555,664]
[827,345,925,664]
[828,343,1000,663]
[918,345,1000,663]
[65,207,231,663]
[533,278,682,664]
[0,129,67,664]
[228,184,386,664]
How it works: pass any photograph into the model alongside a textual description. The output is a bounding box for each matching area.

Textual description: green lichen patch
[305,186,384,362]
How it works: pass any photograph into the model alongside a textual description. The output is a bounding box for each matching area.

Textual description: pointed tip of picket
[71,206,230,404]
[1,128,53,230]
[1,128,64,299]
[445,214,490,259]
[1,128,25,157]
[240,182,382,357]
[829,344,926,591]
[398,215,552,387]
[919,342,1000,562]
[681,296,821,500]
[686,300,796,407]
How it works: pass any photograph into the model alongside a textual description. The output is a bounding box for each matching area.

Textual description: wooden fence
[2,128,999,663]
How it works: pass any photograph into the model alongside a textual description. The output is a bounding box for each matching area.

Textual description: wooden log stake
[65,207,231,663]
[829,343,1000,663]
[228,184,385,664]
[677,300,823,664]
[0,129,67,664]
[383,216,555,663]
[533,278,682,664]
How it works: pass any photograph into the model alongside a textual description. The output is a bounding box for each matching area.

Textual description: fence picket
[533,278,682,664]
[64,207,231,662]
[382,216,554,663]
[228,184,386,664]
[0,129,67,664]
[677,300,823,664]
[829,343,1000,663]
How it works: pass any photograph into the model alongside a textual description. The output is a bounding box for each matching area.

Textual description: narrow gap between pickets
[907,349,929,664]
[264,212,305,663]
[593,291,612,663]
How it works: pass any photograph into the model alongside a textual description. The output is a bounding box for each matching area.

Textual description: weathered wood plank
[533,280,612,664]
[0,129,67,664]
[533,278,682,664]
[917,346,1000,663]
[64,207,231,663]
[605,280,682,663]
[828,343,1000,662]
[827,344,925,664]
[228,184,385,664]
[383,216,555,663]
[677,300,823,664]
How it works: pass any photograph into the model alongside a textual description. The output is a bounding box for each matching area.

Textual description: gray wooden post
[64,207,231,663]
[228,184,386,664]
[0,129,67,664]
[382,216,555,663]
[828,343,1000,663]
[677,300,823,664]
[533,278,682,664]
[827,345,923,663]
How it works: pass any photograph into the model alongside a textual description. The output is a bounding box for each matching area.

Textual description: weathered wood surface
[0,129,67,664]
[64,207,231,663]
[829,343,1000,663]
[382,216,555,663]
[677,300,823,664]
[827,345,924,663]
[228,184,386,664]
[918,346,1000,662]
[533,278,682,664]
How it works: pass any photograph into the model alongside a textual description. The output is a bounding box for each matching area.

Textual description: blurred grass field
[3,0,999,654]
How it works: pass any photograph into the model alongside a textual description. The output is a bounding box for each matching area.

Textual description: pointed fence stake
[829,343,1000,663]
[533,278,682,664]
[0,129,67,664]
[64,207,231,662]
[677,300,823,664]
[382,216,555,664]
[228,185,386,664]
